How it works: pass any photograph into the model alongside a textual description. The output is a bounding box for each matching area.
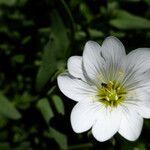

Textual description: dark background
[0,0,150,149]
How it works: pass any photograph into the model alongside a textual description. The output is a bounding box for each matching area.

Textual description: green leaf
[0,143,10,150]
[136,143,146,150]
[0,93,21,120]
[36,98,54,124]
[51,95,65,115]
[36,11,69,91]
[39,97,67,149]
[36,41,57,91]
[12,55,25,64]
[80,3,93,23]
[88,28,104,38]
[110,10,150,30]
[59,0,75,37]
[49,127,67,150]
[50,10,70,59]
[75,31,86,40]
[0,0,16,6]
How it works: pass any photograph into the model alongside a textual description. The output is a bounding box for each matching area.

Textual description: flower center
[98,81,127,107]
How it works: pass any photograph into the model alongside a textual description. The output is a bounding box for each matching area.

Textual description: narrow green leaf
[50,10,70,59]
[0,0,16,6]
[59,0,75,37]
[36,11,69,91]
[51,95,65,115]
[88,28,104,38]
[110,10,150,29]
[36,98,54,124]
[49,127,67,150]
[75,31,86,40]
[0,93,21,120]
[36,41,57,91]
[12,55,25,64]
[80,3,93,23]
[40,98,67,150]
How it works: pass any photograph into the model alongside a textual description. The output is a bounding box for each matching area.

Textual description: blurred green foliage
[0,0,150,149]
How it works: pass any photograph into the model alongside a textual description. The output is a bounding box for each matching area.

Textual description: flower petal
[92,107,122,142]
[57,74,97,102]
[67,56,85,80]
[102,36,126,64]
[98,36,126,82]
[137,102,150,119]
[123,69,150,93]
[119,108,143,141]
[71,102,101,133]
[83,41,105,82]
[127,48,150,75]
[135,90,150,118]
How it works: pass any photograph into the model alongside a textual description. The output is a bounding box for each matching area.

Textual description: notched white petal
[92,107,122,142]
[71,102,101,133]
[83,40,105,81]
[119,108,143,141]
[127,48,150,75]
[67,56,85,80]
[137,103,150,119]
[135,91,150,118]
[102,36,126,63]
[57,74,97,102]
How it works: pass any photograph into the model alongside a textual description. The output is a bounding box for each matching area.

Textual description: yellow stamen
[98,81,127,107]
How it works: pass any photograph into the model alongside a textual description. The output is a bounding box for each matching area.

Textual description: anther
[106,96,110,101]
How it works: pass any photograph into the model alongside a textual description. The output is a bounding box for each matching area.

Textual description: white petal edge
[57,74,97,102]
[83,41,105,82]
[135,90,150,119]
[67,56,85,80]
[71,102,102,133]
[126,48,150,75]
[92,107,122,142]
[118,107,143,141]
[137,102,150,119]
[102,36,126,64]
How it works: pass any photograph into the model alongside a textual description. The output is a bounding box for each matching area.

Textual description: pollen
[98,81,127,107]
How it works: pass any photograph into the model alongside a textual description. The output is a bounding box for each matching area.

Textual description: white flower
[57,36,150,142]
